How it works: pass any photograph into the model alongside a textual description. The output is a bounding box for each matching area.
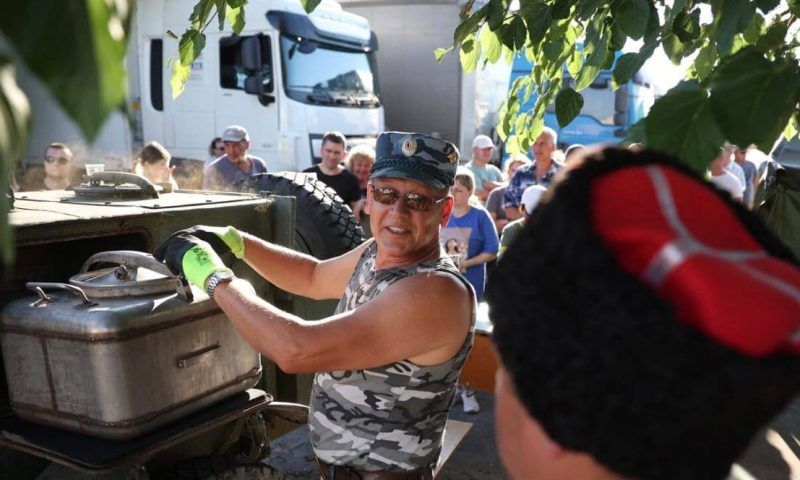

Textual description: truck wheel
[246,172,365,259]
[152,454,287,480]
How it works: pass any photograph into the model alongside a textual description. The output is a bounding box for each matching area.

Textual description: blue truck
[508,53,655,149]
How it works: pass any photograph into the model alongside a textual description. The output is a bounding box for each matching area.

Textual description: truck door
[216,34,279,166]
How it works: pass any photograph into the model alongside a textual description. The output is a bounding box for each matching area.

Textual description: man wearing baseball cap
[498,184,546,257]
[156,131,474,479]
[203,125,267,191]
[465,134,504,202]
[488,147,800,480]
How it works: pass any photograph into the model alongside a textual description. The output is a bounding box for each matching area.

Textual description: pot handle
[79,250,195,303]
[177,343,220,369]
[80,250,173,276]
[86,171,159,199]
[26,282,97,307]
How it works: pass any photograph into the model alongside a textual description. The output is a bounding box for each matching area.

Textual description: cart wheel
[152,454,287,480]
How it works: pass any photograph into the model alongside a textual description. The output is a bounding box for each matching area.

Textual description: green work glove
[154,233,229,289]
[184,225,246,259]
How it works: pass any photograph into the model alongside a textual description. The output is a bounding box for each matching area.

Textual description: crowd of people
[8,125,800,480]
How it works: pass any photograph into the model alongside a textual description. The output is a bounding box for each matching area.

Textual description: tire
[245,172,365,259]
[152,454,287,480]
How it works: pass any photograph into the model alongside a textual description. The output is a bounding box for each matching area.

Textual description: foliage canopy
[436,0,800,173]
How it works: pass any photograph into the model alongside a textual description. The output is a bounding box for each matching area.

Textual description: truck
[508,52,656,149]
[20,0,385,178]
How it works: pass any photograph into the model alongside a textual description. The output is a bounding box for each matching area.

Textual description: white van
[136,0,385,172]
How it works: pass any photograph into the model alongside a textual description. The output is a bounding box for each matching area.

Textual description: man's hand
[154,233,229,289]
[175,225,245,259]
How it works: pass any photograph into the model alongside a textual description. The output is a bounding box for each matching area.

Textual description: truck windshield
[280,35,380,108]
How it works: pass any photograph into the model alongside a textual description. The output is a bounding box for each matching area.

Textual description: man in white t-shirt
[465,135,504,202]
[720,143,746,192]
[709,146,744,202]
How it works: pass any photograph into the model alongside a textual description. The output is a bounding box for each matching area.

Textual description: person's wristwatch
[206,269,234,299]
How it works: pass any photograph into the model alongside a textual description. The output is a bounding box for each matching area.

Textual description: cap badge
[448,151,457,164]
[401,138,417,157]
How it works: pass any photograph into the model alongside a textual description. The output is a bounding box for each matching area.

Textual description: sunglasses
[370,185,447,212]
[44,156,70,165]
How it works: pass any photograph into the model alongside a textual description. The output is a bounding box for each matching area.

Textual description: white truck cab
[137,0,385,172]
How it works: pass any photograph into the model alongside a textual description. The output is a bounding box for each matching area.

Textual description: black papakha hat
[370,132,460,189]
[487,147,800,480]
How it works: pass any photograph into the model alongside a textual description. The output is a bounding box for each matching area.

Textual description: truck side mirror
[244,77,275,106]
[241,36,274,105]
[241,37,262,71]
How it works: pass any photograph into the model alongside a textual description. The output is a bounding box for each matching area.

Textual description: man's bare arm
[213,271,472,373]
[240,234,370,300]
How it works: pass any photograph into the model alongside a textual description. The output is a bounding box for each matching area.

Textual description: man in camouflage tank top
[155,131,475,480]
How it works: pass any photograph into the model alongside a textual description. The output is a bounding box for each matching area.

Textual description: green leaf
[612,52,646,89]
[513,16,528,51]
[709,47,800,152]
[625,118,647,144]
[662,32,691,64]
[552,0,572,20]
[459,38,482,73]
[522,3,552,46]
[300,0,321,13]
[645,81,725,172]
[615,0,650,40]
[189,0,215,29]
[691,42,718,81]
[170,61,192,99]
[666,0,689,23]
[555,87,584,127]
[790,0,800,16]
[166,30,179,40]
[673,9,701,43]
[177,30,207,67]
[0,59,30,265]
[497,21,516,50]
[754,23,788,52]
[214,0,226,30]
[434,47,454,62]
[783,114,799,141]
[714,0,755,55]
[0,0,130,141]
[610,22,627,51]
[487,0,509,31]
[505,135,522,154]
[577,0,604,20]
[227,0,247,8]
[454,4,489,44]
[754,0,780,14]
[742,13,765,44]
[575,16,610,90]
[480,26,503,63]
[643,1,661,45]
[566,47,582,78]
[225,5,245,34]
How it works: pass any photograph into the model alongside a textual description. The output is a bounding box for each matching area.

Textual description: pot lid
[69,251,191,299]
[72,171,166,200]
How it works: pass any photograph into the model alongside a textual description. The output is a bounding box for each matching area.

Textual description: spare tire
[245,172,364,259]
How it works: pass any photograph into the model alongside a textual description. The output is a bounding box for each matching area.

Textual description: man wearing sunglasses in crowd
[155,132,475,480]
[19,142,81,191]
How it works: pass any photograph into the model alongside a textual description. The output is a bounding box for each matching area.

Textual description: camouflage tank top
[309,241,476,472]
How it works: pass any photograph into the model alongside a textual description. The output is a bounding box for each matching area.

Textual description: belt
[316,458,433,480]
